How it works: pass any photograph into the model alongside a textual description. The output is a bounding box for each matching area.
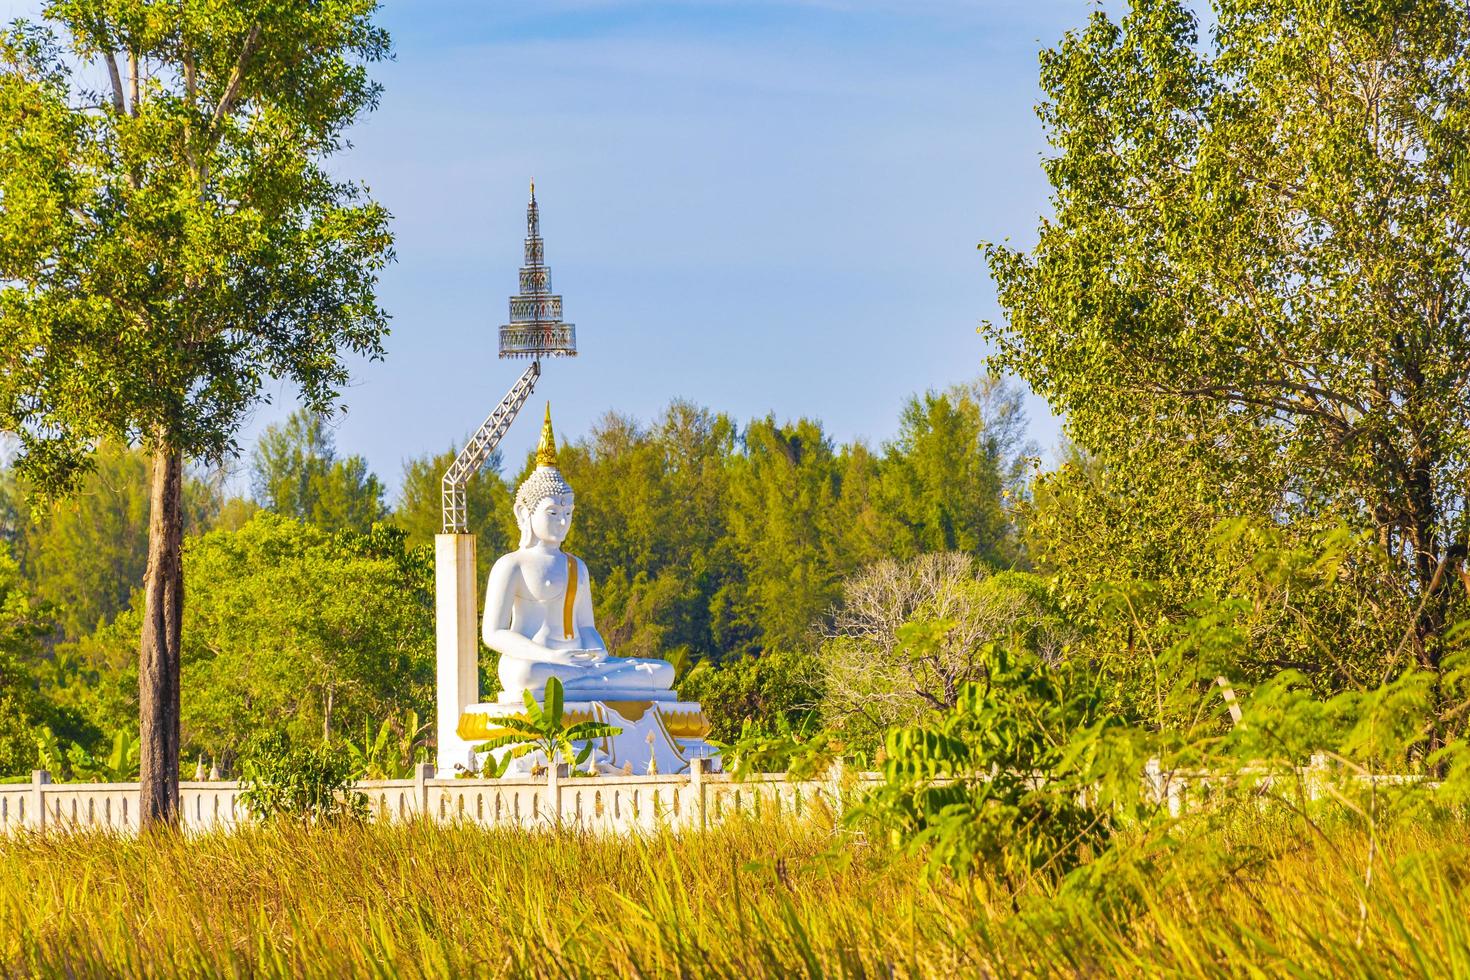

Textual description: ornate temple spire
[535,403,559,467]
[499,182,577,359]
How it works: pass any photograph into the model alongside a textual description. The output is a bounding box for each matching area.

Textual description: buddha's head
[514,404,574,548]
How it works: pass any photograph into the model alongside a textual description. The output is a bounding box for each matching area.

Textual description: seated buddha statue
[483,406,678,703]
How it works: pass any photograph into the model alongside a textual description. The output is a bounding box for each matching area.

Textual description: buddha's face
[526,493,574,546]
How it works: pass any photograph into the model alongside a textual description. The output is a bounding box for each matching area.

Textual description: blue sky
[8,0,1110,497]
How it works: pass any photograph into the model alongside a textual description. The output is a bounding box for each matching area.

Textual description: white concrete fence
[0,761,871,836]
[0,754,1436,836]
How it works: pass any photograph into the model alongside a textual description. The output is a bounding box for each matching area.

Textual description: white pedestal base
[459,699,721,776]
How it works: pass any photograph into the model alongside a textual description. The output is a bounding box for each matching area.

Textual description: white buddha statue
[455,405,717,776]
[483,407,678,703]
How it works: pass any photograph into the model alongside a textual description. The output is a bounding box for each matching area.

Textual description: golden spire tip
[535,402,558,467]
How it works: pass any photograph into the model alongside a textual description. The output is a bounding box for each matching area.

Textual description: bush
[821,555,1069,755]
[680,648,821,743]
[237,732,366,825]
[854,620,1148,895]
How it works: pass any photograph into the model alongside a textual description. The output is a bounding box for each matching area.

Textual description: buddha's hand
[568,648,607,664]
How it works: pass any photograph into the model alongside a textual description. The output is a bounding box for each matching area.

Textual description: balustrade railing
[0,755,1439,836]
[0,761,861,836]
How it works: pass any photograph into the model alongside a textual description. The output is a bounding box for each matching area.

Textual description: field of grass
[2,805,1469,977]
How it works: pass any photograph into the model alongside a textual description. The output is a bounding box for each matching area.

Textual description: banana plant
[33,725,66,775]
[83,729,140,781]
[32,726,140,781]
[345,711,431,780]
[474,677,622,773]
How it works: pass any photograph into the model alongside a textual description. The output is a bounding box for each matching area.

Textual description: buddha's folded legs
[498,654,677,703]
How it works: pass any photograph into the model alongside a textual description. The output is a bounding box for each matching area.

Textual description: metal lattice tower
[441,183,576,533]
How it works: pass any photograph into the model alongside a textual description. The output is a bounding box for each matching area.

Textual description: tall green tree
[727,417,854,653]
[552,403,743,663]
[252,410,386,534]
[181,515,431,762]
[1,442,219,639]
[984,0,1470,694]
[0,3,393,823]
[880,376,1032,566]
[54,514,433,768]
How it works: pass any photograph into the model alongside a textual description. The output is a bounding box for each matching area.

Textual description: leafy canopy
[983,0,1470,667]
[0,441,220,638]
[0,0,393,483]
[252,409,386,534]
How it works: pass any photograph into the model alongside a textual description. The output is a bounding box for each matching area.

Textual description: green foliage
[181,515,432,762]
[984,0,1470,675]
[252,411,387,534]
[0,685,38,777]
[1024,444,1425,729]
[54,513,433,765]
[527,391,1023,674]
[0,442,222,639]
[1217,626,1470,786]
[237,732,366,825]
[0,2,394,486]
[680,648,820,743]
[41,610,140,754]
[473,677,622,773]
[33,725,138,782]
[1069,519,1458,755]
[725,417,861,653]
[0,544,96,777]
[877,377,1032,565]
[723,714,840,782]
[342,710,430,781]
[856,622,1149,892]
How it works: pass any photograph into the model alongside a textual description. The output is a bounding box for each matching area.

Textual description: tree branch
[127,50,138,117]
[183,46,199,177]
[104,51,126,115]
[208,24,262,137]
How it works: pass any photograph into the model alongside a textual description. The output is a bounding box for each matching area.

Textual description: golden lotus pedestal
[458,699,719,776]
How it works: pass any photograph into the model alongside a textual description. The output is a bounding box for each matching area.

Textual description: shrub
[680,648,821,743]
[237,732,366,825]
[854,620,1148,896]
[821,555,1069,754]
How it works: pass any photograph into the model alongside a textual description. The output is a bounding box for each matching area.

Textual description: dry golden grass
[1,807,1467,977]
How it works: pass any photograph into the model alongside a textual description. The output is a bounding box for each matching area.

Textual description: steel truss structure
[440,359,540,533]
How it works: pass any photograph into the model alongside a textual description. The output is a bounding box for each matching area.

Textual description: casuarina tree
[0,1,393,825]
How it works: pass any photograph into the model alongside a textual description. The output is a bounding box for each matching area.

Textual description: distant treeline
[0,377,1032,773]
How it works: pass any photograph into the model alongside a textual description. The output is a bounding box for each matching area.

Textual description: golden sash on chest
[563,554,578,640]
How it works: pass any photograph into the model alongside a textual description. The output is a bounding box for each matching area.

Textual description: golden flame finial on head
[535,402,558,467]
[529,177,535,202]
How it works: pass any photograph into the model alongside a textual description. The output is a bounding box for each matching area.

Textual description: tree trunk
[139,441,184,828]
[324,686,334,743]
